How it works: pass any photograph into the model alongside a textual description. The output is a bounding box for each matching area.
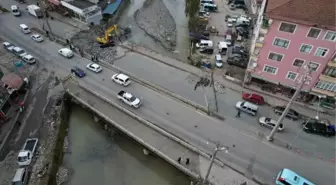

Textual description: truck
[26,5,43,18]
[17,138,39,166]
[117,90,142,108]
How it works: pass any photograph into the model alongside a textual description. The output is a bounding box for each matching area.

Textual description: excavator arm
[96,25,119,44]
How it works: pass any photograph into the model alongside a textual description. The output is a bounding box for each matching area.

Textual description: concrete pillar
[93,116,99,123]
[143,148,150,155]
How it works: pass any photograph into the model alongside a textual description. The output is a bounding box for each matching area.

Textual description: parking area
[192,0,253,80]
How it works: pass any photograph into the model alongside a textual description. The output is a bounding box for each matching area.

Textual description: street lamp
[266,64,313,141]
[202,142,228,185]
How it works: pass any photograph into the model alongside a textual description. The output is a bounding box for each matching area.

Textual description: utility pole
[202,142,228,185]
[39,0,54,40]
[266,65,313,141]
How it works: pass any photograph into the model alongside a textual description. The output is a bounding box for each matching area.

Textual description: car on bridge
[86,63,102,73]
[112,73,131,86]
[71,67,86,78]
[117,90,141,108]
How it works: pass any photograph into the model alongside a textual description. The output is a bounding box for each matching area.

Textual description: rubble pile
[134,0,176,50]
[0,152,18,185]
[56,166,69,185]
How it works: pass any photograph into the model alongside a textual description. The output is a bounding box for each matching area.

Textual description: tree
[185,0,200,17]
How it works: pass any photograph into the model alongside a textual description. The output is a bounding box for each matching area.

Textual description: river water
[65,105,191,185]
[118,0,189,61]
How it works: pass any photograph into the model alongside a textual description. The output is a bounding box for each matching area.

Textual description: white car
[86,63,102,73]
[2,41,15,51]
[111,73,131,86]
[31,34,43,42]
[12,47,27,58]
[22,54,36,64]
[258,117,284,131]
[58,48,74,58]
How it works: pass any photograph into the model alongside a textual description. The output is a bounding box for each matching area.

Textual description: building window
[324,67,336,78]
[307,28,321,38]
[263,65,277,74]
[273,38,290,48]
[315,48,328,57]
[324,31,336,41]
[268,52,283,61]
[300,44,312,53]
[315,81,336,92]
[279,22,296,33]
[286,72,298,80]
[293,59,305,67]
[309,62,319,71]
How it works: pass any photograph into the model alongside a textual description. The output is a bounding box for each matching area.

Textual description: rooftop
[266,0,336,30]
[68,0,95,10]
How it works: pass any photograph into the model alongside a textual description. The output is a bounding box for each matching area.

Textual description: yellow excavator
[96,25,119,45]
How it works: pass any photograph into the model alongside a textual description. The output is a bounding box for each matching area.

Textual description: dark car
[227,56,248,68]
[303,120,335,137]
[235,23,249,29]
[235,4,246,10]
[232,46,248,56]
[236,27,249,38]
[199,48,214,54]
[273,106,300,120]
[71,67,86,78]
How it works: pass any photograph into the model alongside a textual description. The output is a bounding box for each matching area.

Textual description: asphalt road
[0,11,335,185]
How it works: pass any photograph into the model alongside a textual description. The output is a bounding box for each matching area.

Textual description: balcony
[327,59,336,67]
[319,74,335,83]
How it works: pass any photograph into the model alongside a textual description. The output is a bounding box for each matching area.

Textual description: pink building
[246,0,336,100]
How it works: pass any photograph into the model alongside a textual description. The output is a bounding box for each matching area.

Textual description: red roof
[266,0,336,30]
[1,73,23,89]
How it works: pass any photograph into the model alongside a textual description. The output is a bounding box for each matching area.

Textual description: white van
[12,168,29,185]
[196,40,213,48]
[236,101,258,116]
[11,5,21,16]
[218,41,228,54]
[22,54,36,64]
[19,24,31,34]
[200,0,214,5]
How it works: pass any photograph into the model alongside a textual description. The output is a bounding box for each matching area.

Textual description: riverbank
[134,0,176,50]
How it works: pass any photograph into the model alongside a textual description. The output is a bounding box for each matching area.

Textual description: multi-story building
[247,0,336,99]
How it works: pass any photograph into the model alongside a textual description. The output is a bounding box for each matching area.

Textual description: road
[0,10,335,185]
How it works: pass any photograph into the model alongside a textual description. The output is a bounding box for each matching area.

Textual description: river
[118,0,189,61]
[64,105,191,185]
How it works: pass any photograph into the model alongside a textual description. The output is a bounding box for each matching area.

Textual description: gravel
[134,0,176,50]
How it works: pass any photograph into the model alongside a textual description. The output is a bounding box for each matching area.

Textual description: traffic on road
[0,2,334,185]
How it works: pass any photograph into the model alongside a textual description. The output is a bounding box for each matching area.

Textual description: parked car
[3,41,15,51]
[302,119,335,137]
[235,4,246,10]
[236,27,249,38]
[235,101,258,116]
[242,93,264,105]
[232,45,248,56]
[215,54,223,68]
[259,117,284,131]
[71,67,86,78]
[31,34,43,42]
[273,106,300,120]
[22,54,36,64]
[12,168,29,185]
[12,47,27,58]
[86,63,102,73]
[111,73,131,86]
[58,48,74,58]
[227,55,248,68]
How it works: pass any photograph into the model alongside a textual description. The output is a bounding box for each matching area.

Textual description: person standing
[236,109,241,118]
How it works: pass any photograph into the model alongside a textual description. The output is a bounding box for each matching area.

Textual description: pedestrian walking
[177,157,181,164]
[185,158,190,165]
[236,109,241,118]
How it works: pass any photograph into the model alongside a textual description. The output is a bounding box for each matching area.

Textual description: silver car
[258,117,284,131]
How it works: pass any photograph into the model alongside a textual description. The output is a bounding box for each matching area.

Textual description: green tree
[185,0,200,17]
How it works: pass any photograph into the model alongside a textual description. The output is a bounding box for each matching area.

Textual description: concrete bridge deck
[63,79,258,185]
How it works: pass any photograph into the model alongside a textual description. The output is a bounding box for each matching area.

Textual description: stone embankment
[134,0,176,50]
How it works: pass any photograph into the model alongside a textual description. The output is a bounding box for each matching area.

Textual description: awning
[103,0,122,15]
[48,0,61,6]
[1,73,24,89]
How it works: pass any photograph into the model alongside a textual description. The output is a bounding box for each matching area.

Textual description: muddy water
[118,0,189,61]
[65,105,190,185]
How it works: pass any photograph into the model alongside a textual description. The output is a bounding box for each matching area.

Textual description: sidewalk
[120,41,335,120]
